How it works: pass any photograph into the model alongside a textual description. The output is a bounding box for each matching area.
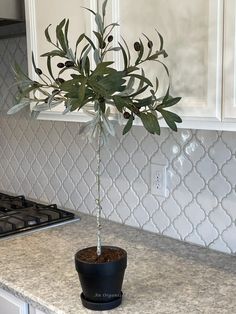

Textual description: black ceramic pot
[75,246,127,311]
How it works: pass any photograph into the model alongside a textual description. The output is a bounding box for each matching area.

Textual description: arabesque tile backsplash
[1,37,236,254]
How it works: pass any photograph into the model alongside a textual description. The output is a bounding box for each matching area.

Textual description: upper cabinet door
[223,0,236,120]
[24,0,98,122]
[25,0,91,76]
[116,0,223,122]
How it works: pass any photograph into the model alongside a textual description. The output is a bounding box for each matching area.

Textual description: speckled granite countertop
[0,212,236,314]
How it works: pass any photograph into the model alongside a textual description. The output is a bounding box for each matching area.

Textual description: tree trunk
[96,120,102,256]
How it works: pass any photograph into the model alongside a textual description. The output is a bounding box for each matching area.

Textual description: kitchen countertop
[0,212,236,314]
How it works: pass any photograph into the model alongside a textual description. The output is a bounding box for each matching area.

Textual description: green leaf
[128,74,153,87]
[93,31,104,48]
[104,22,119,34]
[119,42,128,69]
[155,77,159,93]
[136,96,153,108]
[33,100,63,112]
[17,84,40,99]
[7,100,30,114]
[41,50,66,57]
[142,33,153,58]
[81,46,92,71]
[139,112,160,135]
[148,50,167,60]
[159,110,182,131]
[75,33,85,55]
[123,115,133,135]
[82,7,96,16]
[158,97,181,109]
[135,40,144,65]
[91,61,114,77]
[129,84,149,98]
[163,86,170,102]
[125,66,139,74]
[13,62,32,81]
[78,78,87,103]
[47,56,55,80]
[84,57,90,76]
[102,0,108,18]
[98,71,126,95]
[60,77,84,93]
[95,13,103,33]
[31,52,37,73]
[126,75,135,91]
[45,24,52,43]
[93,49,100,65]
[84,35,96,50]
[70,94,90,111]
[165,110,182,123]
[88,80,108,97]
[56,19,67,52]
[155,29,164,51]
[65,19,69,47]
[107,47,121,52]
[113,95,130,113]
[121,37,131,66]
[137,69,145,91]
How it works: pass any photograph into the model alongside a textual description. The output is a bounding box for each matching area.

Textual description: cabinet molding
[223,0,236,120]
[0,288,28,314]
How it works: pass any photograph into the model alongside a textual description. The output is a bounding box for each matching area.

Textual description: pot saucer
[80,292,123,311]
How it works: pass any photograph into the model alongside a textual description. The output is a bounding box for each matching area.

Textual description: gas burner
[0,193,79,238]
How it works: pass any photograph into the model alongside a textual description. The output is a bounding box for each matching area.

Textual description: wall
[0,37,236,254]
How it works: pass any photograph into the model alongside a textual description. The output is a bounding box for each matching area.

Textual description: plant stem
[96,119,102,256]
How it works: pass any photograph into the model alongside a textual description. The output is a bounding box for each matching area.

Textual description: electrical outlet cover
[150,163,167,197]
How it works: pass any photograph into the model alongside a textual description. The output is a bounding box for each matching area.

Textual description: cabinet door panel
[24,0,97,120]
[0,288,28,314]
[115,0,223,121]
[29,305,46,314]
[223,0,236,120]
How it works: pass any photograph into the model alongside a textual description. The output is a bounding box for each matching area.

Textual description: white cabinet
[223,0,236,120]
[29,306,46,314]
[0,288,28,314]
[23,0,236,131]
[25,0,90,75]
[116,0,223,122]
[24,0,97,122]
[0,288,46,314]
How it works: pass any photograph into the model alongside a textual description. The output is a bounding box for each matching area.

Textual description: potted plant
[7,0,181,311]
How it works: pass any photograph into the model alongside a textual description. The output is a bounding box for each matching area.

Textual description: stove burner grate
[0,193,75,238]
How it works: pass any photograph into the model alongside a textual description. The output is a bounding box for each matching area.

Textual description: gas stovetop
[0,193,79,238]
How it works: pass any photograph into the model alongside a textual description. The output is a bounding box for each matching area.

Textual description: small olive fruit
[99,41,106,49]
[55,78,65,84]
[65,61,74,68]
[108,35,113,42]
[123,112,131,119]
[35,68,42,75]
[52,89,59,94]
[134,42,141,51]
[57,63,64,68]
[148,41,153,49]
